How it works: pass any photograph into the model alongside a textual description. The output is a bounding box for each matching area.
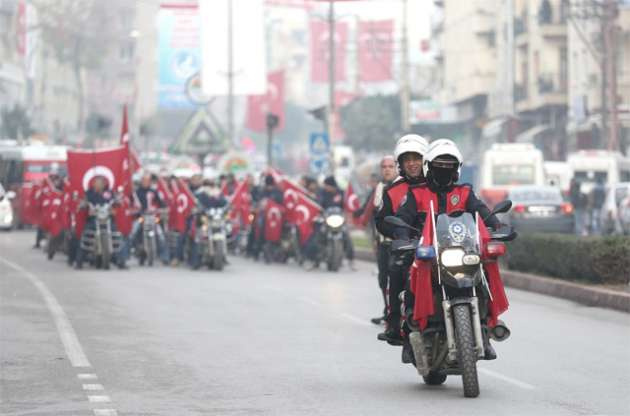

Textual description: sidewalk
[355,249,630,313]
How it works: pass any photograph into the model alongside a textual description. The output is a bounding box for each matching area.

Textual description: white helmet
[394,134,429,164]
[422,138,463,183]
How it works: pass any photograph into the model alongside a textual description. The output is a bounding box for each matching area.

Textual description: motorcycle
[79,201,123,270]
[311,207,346,272]
[385,200,515,398]
[262,221,303,265]
[135,209,168,266]
[193,206,228,270]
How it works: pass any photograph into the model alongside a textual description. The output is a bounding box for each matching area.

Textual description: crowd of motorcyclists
[29,167,362,273]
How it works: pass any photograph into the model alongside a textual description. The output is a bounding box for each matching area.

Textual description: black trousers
[387,251,413,329]
[376,242,391,315]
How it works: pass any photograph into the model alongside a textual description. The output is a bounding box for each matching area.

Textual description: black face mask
[431,167,455,188]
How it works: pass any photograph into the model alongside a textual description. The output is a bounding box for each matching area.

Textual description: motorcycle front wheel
[100,233,111,270]
[453,304,480,398]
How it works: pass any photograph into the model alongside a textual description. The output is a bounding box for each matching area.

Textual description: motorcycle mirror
[384,216,420,232]
[489,200,512,217]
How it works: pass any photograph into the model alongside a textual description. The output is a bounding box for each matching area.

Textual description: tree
[339,94,401,151]
[1,105,33,140]
[33,0,132,132]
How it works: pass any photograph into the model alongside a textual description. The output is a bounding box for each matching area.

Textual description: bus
[0,142,67,226]
[567,150,630,194]
[479,143,546,207]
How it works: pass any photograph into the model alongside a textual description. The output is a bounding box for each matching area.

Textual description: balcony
[538,1,568,39]
[516,75,567,113]
[514,16,529,47]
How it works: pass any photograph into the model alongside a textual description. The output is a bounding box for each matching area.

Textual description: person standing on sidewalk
[354,155,398,325]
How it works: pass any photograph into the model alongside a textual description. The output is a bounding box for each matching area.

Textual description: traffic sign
[309,157,330,175]
[309,132,330,156]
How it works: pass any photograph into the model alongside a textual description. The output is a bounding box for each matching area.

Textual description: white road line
[478,368,536,390]
[340,312,373,327]
[82,384,105,391]
[88,395,111,403]
[93,410,118,416]
[298,297,371,327]
[0,257,91,367]
[77,373,98,380]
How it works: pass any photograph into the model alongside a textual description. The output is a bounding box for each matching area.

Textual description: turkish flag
[344,183,360,214]
[41,187,64,237]
[310,19,348,82]
[169,178,195,233]
[358,20,394,82]
[246,70,285,132]
[120,104,141,175]
[354,190,375,227]
[67,146,129,196]
[292,192,321,244]
[156,177,173,206]
[228,180,252,228]
[263,198,285,243]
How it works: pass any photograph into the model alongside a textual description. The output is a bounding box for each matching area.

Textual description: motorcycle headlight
[326,214,345,228]
[440,248,465,267]
[462,254,480,265]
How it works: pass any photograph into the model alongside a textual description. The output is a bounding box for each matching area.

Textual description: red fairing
[263,199,285,243]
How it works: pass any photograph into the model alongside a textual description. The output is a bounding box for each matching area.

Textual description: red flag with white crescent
[246,70,285,132]
[344,183,360,214]
[170,178,195,233]
[263,198,285,242]
[120,104,141,175]
[66,146,128,197]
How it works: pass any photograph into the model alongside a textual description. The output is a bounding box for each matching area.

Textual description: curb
[355,249,630,313]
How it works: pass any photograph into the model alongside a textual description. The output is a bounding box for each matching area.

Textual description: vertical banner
[245,70,285,132]
[157,4,201,108]
[358,20,394,83]
[199,0,267,96]
[310,20,348,83]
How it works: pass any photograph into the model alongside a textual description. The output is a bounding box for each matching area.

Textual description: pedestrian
[569,177,586,235]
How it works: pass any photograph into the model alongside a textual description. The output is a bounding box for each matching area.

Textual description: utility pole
[400,0,410,132]
[604,0,619,151]
[227,0,235,146]
[506,0,515,117]
[327,0,336,147]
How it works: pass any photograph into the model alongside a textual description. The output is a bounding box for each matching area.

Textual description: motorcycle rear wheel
[453,304,480,398]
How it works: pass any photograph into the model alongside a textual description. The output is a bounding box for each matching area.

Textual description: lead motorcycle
[386,200,515,398]
[135,208,168,266]
[79,201,123,270]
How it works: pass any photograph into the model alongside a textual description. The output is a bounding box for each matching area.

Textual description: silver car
[0,183,16,230]
[599,182,630,235]
[507,185,575,234]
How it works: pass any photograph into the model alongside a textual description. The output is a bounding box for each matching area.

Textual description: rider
[354,155,398,325]
[396,139,503,360]
[131,172,169,264]
[75,176,126,269]
[374,134,428,345]
[189,179,229,269]
[315,175,356,270]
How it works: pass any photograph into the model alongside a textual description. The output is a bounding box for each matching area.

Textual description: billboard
[157,4,201,109]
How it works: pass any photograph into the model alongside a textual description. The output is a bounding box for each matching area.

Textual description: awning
[515,124,551,143]
[482,117,509,139]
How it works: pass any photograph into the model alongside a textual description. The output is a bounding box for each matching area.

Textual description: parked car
[506,185,574,234]
[0,183,16,230]
[600,182,630,235]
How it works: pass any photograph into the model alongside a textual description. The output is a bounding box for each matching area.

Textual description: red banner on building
[245,70,285,132]
[358,20,394,82]
[310,20,348,83]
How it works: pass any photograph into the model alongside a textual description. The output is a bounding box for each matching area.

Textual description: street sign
[171,108,227,156]
[309,132,330,157]
[309,157,330,175]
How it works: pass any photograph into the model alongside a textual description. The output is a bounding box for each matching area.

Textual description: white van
[479,143,546,206]
[544,161,573,195]
[567,150,630,194]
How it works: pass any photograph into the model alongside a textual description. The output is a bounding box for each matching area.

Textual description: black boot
[377,327,403,346]
[370,315,386,325]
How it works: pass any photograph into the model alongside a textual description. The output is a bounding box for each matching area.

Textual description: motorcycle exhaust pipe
[489,320,511,342]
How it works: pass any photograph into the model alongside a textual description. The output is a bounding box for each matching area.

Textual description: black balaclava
[427,156,459,191]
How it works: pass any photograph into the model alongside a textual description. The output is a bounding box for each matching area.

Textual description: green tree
[339,94,401,151]
[1,105,33,140]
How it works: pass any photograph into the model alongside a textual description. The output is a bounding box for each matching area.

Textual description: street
[1,230,629,416]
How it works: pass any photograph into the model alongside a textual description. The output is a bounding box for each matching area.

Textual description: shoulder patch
[450,194,460,206]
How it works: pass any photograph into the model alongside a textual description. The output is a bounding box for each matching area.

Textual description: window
[492,164,536,186]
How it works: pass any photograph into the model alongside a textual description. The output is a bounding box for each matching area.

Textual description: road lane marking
[478,368,536,390]
[83,384,105,391]
[0,257,91,367]
[78,373,98,380]
[93,410,118,416]
[297,297,372,327]
[88,395,111,403]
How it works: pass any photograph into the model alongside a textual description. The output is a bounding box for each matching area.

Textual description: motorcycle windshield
[435,212,478,252]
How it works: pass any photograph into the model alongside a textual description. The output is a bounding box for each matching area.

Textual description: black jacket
[318,188,344,210]
[135,186,165,212]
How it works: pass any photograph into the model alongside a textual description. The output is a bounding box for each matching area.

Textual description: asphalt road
[1,230,629,416]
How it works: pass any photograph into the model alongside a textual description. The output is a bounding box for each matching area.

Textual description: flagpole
[327,0,335,175]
